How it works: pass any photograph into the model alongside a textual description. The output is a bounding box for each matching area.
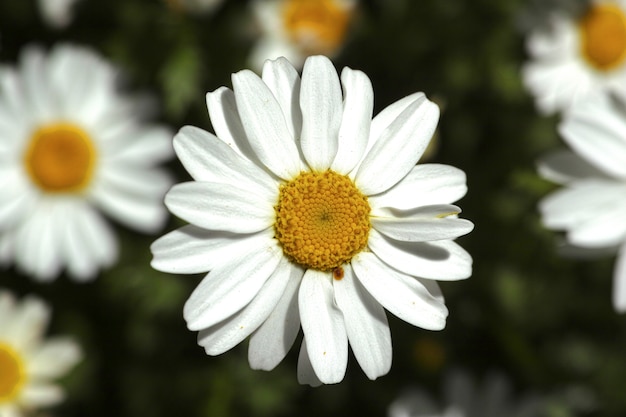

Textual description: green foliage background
[1,0,622,416]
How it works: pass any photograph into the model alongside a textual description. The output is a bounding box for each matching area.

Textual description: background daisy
[522,0,626,115]
[0,289,82,417]
[387,370,542,417]
[538,93,626,312]
[0,44,173,281]
[249,0,357,71]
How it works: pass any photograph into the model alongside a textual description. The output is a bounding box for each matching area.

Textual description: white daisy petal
[20,383,64,407]
[248,262,304,371]
[29,337,82,379]
[331,67,374,175]
[356,95,440,195]
[300,56,343,171]
[96,164,171,199]
[522,60,589,115]
[334,264,392,380]
[262,57,303,140]
[173,125,276,193]
[165,182,275,234]
[539,180,626,230]
[48,45,115,123]
[5,295,49,349]
[298,269,348,384]
[567,203,626,248]
[0,68,29,126]
[91,167,171,233]
[0,171,37,229]
[537,149,611,185]
[368,229,472,280]
[352,252,448,330]
[206,87,254,159]
[14,204,62,282]
[21,47,54,121]
[417,277,445,304]
[107,126,173,164]
[198,257,293,356]
[358,92,424,167]
[613,243,626,313]
[560,94,626,179]
[372,206,474,242]
[151,226,274,274]
[62,201,117,281]
[183,242,283,331]
[369,164,468,210]
[232,69,302,179]
[297,338,323,387]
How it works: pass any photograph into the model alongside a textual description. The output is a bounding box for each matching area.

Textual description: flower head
[0,289,82,417]
[538,93,626,312]
[522,0,626,115]
[0,44,173,281]
[151,55,473,385]
[249,0,357,70]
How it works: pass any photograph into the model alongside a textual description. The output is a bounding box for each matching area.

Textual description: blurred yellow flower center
[24,123,96,193]
[579,3,626,71]
[282,0,353,55]
[0,344,25,402]
[274,170,370,271]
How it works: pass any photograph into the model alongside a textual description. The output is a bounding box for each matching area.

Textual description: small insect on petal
[333,266,344,280]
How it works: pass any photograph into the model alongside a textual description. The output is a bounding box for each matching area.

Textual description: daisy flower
[151,55,473,385]
[522,0,626,115]
[37,0,82,28]
[388,370,541,417]
[0,289,82,417]
[0,44,173,281]
[538,93,626,312]
[249,0,357,71]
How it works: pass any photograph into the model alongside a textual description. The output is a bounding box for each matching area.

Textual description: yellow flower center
[274,170,370,271]
[282,0,353,55]
[24,123,96,193]
[579,3,626,71]
[0,343,25,403]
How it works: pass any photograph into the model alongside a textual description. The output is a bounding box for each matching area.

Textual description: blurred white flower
[522,1,626,115]
[165,0,224,14]
[0,44,173,281]
[388,370,540,417]
[249,0,357,71]
[151,55,473,385]
[538,93,626,312]
[38,0,82,28]
[0,289,82,417]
